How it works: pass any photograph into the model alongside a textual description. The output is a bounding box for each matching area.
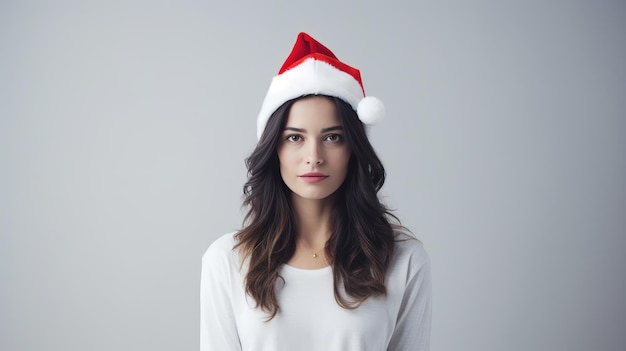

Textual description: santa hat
[257,32,385,139]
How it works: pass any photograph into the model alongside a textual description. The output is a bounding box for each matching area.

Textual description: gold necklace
[298,239,326,258]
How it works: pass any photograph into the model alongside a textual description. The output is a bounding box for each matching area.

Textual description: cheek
[336,151,351,174]
[277,150,297,173]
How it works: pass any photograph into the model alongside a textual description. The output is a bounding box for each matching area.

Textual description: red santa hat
[257,32,385,139]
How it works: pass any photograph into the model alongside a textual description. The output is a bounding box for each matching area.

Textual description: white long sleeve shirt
[200,232,431,351]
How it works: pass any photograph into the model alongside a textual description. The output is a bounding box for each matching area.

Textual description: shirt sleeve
[200,235,242,351]
[387,248,432,351]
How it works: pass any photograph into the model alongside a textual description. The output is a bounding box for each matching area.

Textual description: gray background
[1,0,625,350]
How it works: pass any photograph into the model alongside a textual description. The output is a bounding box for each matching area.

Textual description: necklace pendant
[312,253,318,258]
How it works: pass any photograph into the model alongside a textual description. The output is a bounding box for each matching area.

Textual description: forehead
[285,96,341,129]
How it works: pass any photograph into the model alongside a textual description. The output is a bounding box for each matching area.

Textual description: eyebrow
[283,126,344,133]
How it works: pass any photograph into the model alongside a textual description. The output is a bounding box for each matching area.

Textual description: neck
[291,194,335,248]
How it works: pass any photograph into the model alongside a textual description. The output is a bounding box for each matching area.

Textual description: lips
[299,172,329,183]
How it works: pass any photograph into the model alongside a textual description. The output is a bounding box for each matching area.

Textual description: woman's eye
[325,134,343,142]
[286,135,302,142]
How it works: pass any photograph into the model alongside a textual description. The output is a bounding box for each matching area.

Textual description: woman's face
[277,96,351,202]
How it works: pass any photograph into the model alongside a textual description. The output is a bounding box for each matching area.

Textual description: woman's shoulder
[392,231,430,271]
[202,231,240,264]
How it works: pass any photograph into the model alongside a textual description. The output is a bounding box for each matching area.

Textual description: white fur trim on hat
[257,58,365,139]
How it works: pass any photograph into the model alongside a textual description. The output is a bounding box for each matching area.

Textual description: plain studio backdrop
[1,1,625,350]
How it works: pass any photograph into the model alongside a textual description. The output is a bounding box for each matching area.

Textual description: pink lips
[299,172,329,183]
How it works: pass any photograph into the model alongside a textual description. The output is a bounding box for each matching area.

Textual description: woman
[201,32,431,351]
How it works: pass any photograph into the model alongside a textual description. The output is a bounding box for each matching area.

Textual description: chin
[294,193,330,201]
[293,188,340,202]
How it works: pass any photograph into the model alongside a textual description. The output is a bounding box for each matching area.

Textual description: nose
[306,141,324,165]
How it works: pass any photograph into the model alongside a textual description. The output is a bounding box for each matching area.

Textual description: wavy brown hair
[234,95,403,320]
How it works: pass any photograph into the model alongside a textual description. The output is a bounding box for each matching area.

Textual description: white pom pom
[357,96,385,125]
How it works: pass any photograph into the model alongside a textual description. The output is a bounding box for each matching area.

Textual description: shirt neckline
[281,264,332,275]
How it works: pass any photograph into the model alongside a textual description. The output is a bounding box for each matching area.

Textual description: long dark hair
[234,95,402,320]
